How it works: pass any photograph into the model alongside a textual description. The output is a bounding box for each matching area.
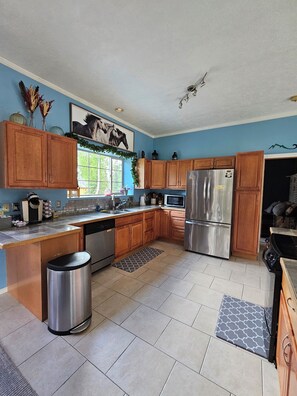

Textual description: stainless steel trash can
[47,251,92,335]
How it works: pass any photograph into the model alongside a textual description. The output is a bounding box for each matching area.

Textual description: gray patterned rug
[0,343,37,395]
[215,295,270,358]
[113,247,164,272]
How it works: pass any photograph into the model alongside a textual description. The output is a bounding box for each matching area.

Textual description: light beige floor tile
[220,260,246,273]
[201,337,262,396]
[158,293,200,326]
[235,257,260,265]
[116,266,148,278]
[94,293,139,324]
[260,271,275,291]
[160,264,189,280]
[131,284,170,309]
[192,306,219,336]
[75,319,134,373]
[179,251,203,261]
[242,285,271,306]
[0,293,19,313]
[92,284,116,307]
[181,259,208,273]
[121,305,170,344]
[262,360,280,396]
[137,269,169,287]
[0,305,35,339]
[199,256,223,266]
[210,278,243,299]
[159,277,194,297]
[183,270,214,288]
[110,276,144,297]
[161,362,229,396]
[156,319,210,372]
[63,310,105,346]
[146,259,169,272]
[92,267,123,285]
[1,319,56,366]
[187,284,224,310]
[204,264,231,280]
[19,337,85,396]
[230,270,261,288]
[160,254,186,265]
[54,361,124,396]
[165,247,184,256]
[107,337,174,396]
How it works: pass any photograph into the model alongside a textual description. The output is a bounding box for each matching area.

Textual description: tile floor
[0,241,280,396]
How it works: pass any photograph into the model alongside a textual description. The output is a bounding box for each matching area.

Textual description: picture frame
[70,103,134,152]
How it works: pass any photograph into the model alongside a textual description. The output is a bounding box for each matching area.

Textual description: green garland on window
[65,132,139,186]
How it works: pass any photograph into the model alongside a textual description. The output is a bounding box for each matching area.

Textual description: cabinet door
[136,159,151,189]
[236,151,264,190]
[160,210,170,238]
[214,156,235,169]
[151,161,166,189]
[178,160,193,189]
[115,225,130,257]
[170,210,185,241]
[166,161,179,189]
[6,123,48,187]
[193,158,214,170]
[288,337,297,396]
[47,135,78,189]
[131,221,143,250]
[277,292,292,396]
[232,191,261,259]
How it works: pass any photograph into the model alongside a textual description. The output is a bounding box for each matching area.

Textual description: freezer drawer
[185,220,231,259]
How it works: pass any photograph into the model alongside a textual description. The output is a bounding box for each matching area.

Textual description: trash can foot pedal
[70,316,92,334]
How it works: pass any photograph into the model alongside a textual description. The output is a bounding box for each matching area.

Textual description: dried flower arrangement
[39,100,54,130]
[19,81,42,127]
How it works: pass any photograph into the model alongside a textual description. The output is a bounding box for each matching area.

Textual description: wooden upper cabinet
[193,158,214,170]
[214,156,235,169]
[0,121,77,189]
[136,158,151,189]
[47,134,77,189]
[151,160,166,189]
[166,160,193,189]
[0,122,48,188]
[235,151,264,190]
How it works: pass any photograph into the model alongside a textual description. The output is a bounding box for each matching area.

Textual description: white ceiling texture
[1,0,297,137]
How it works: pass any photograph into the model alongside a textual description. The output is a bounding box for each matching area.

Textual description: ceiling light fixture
[115,107,124,112]
[179,72,208,109]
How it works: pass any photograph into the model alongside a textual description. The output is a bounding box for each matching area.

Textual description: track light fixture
[179,72,208,109]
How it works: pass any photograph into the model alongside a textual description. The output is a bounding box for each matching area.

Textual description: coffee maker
[22,192,43,224]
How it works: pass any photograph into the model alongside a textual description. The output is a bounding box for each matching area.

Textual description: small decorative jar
[152,150,159,160]
[172,152,178,160]
[9,112,27,125]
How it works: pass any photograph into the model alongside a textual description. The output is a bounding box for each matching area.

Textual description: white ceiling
[1,0,297,137]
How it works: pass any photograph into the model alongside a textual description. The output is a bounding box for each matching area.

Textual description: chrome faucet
[111,194,116,210]
[116,199,127,210]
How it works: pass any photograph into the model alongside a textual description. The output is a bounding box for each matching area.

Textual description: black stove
[262,233,297,363]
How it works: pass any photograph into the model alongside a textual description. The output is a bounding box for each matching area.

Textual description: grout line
[159,359,177,395]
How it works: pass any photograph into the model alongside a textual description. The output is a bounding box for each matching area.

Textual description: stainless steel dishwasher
[84,219,115,273]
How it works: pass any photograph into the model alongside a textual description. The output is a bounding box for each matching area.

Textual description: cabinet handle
[283,341,291,366]
[287,297,296,312]
[282,335,289,350]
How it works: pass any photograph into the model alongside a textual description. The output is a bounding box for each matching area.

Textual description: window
[77,149,123,196]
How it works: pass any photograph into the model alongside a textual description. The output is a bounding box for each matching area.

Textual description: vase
[42,117,47,131]
[28,112,34,128]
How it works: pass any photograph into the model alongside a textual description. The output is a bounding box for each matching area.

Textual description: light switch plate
[55,200,61,208]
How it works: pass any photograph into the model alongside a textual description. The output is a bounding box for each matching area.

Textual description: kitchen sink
[100,209,131,214]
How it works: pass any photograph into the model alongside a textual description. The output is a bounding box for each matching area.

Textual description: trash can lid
[47,251,91,271]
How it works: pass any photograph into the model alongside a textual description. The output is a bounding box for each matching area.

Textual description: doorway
[260,153,297,244]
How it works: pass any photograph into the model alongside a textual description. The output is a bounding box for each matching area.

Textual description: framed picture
[70,103,134,152]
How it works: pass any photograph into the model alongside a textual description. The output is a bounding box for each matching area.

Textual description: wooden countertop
[0,205,165,249]
[280,258,297,304]
[270,227,297,237]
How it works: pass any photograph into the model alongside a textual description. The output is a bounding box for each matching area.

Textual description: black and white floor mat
[215,295,271,358]
[113,247,164,273]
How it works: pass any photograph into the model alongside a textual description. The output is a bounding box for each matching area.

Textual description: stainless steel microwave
[164,194,185,208]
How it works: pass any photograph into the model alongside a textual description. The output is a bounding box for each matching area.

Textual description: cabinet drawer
[193,158,214,170]
[170,210,185,219]
[171,228,184,241]
[144,211,155,220]
[144,230,154,244]
[214,156,235,169]
[115,213,143,227]
[144,218,154,232]
[282,273,297,338]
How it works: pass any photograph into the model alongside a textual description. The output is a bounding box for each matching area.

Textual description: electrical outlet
[55,200,61,208]
[2,203,10,212]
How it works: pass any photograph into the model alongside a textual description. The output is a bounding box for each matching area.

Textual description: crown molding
[0,56,154,138]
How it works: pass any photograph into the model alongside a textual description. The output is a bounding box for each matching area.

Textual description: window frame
[77,148,124,197]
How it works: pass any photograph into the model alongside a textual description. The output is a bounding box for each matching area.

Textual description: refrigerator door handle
[203,177,207,213]
[186,220,230,229]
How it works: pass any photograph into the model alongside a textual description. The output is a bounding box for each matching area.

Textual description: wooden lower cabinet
[115,213,143,258]
[144,212,155,244]
[6,232,80,321]
[160,210,170,238]
[131,222,143,250]
[277,291,297,396]
[115,225,131,257]
[170,210,185,241]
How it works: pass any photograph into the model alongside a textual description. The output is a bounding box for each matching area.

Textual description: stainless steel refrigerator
[184,169,234,259]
